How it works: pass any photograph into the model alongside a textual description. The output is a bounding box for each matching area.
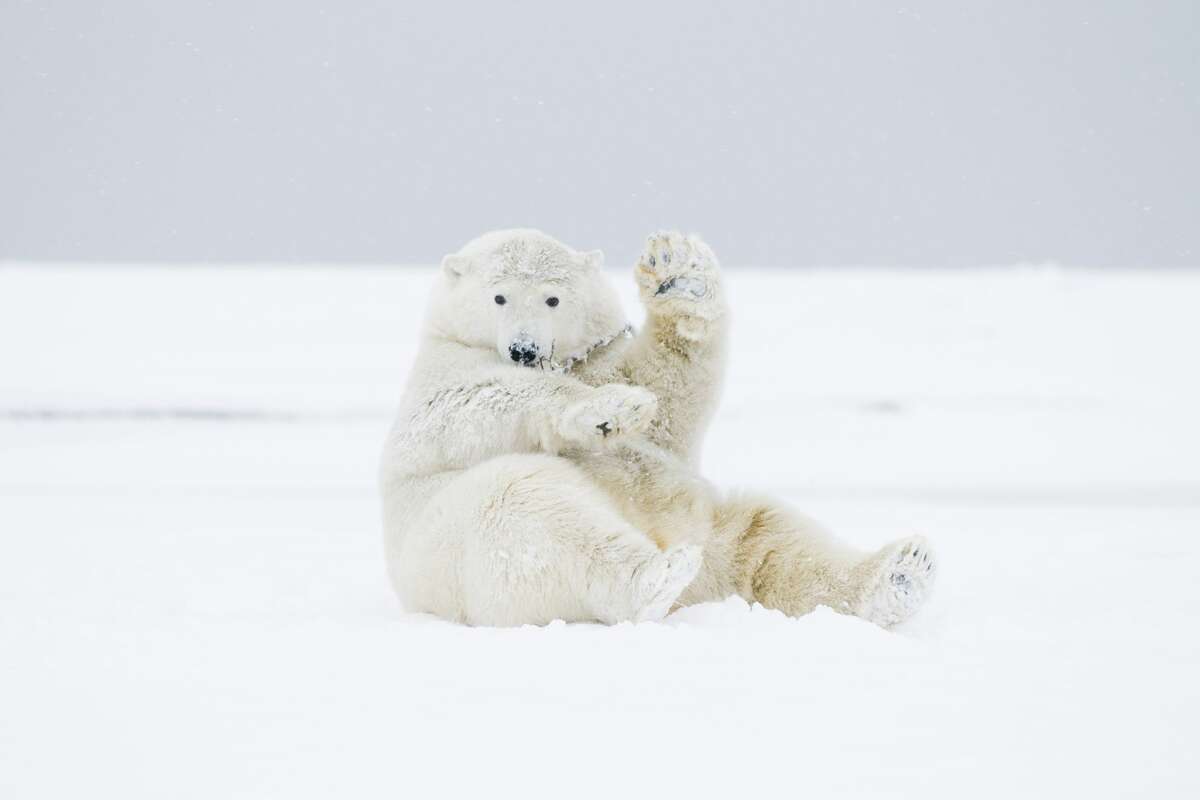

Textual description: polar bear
[379,229,935,627]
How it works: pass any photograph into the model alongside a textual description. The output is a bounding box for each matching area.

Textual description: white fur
[380,229,936,626]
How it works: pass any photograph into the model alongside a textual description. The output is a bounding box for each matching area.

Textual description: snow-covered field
[2,265,1199,797]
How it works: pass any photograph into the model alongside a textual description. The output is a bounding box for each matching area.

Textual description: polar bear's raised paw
[636,231,723,340]
[632,543,704,623]
[856,536,936,628]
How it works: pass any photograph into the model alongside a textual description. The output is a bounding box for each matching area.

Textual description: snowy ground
[2,264,1199,797]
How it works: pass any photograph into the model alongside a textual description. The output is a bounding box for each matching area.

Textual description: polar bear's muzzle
[507,332,540,366]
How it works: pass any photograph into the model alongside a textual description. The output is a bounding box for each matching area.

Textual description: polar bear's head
[430,229,627,368]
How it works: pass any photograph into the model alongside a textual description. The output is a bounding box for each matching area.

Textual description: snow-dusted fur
[380,229,936,626]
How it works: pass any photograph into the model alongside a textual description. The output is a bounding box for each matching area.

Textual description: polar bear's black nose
[509,342,538,364]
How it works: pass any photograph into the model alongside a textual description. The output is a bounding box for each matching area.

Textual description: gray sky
[2,1,1197,267]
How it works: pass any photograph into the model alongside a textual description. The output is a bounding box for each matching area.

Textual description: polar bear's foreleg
[680,496,937,627]
[588,231,729,464]
[397,454,702,626]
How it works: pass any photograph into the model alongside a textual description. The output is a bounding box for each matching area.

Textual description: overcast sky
[2,1,1197,267]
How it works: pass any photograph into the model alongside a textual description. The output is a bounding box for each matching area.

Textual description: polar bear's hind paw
[632,544,703,623]
[857,537,936,628]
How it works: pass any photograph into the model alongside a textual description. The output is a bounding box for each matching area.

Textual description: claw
[655,277,676,295]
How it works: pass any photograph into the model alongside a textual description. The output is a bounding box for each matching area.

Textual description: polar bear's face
[432,229,626,368]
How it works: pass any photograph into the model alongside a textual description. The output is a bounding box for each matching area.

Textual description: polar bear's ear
[579,249,605,270]
[441,253,470,278]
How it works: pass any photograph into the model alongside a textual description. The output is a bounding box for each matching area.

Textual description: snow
[2,264,1199,797]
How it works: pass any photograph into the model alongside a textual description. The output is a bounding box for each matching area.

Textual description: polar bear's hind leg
[679,496,937,628]
[418,454,698,626]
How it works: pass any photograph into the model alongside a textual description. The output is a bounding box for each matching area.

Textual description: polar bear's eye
[494,295,506,305]
[546,297,559,308]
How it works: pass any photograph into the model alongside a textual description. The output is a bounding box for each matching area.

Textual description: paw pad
[637,231,719,310]
[859,537,937,628]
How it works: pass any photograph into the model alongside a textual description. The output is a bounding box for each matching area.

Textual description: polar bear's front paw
[856,536,937,628]
[558,385,658,447]
[635,231,724,340]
